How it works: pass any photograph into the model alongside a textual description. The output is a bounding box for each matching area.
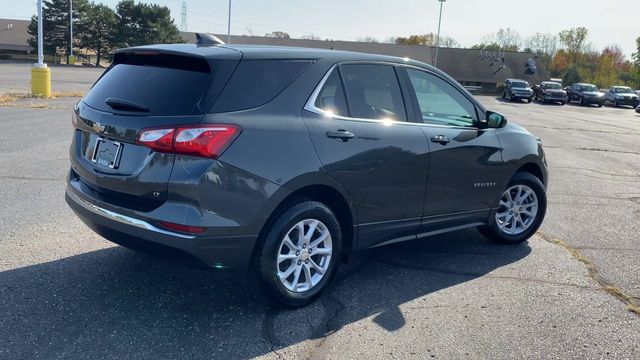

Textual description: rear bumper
[65,184,258,270]
[582,97,603,105]
[616,99,640,107]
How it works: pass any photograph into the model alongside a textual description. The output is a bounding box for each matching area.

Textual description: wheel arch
[252,175,357,264]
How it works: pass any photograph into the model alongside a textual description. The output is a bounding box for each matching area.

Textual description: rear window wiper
[105,97,150,112]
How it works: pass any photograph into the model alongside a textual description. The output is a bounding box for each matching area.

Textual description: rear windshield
[210,60,313,113]
[84,58,211,116]
[511,81,529,88]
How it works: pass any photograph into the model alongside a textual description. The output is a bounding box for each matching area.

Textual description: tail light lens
[137,125,241,158]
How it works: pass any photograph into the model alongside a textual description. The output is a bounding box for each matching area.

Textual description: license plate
[91,138,122,169]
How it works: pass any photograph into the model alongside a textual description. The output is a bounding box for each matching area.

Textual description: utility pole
[434,0,446,68]
[180,1,188,31]
[69,0,74,64]
[227,0,231,44]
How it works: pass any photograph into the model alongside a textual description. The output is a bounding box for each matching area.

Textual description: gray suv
[66,41,548,307]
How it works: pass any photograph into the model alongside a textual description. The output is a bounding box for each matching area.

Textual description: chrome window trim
[67,190,196,240]
[304,62,482,131]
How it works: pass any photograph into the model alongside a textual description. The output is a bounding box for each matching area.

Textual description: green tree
[79,2,117,66]
[558,27,589,65]
[562,65,581,85]
[115,0,183,47]
[27,0,89,61]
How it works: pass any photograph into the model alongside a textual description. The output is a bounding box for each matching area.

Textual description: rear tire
[613,100,619,108]
[479,172,547,244]
[253,201,342,308]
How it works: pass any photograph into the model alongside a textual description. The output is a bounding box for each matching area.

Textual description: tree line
[28,0,183,66]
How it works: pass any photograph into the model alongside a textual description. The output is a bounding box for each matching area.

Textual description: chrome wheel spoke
[277,253,297,263]
[313,247,332,256]
[291,265,303,290]
[309,258,325,275]
[278,264,296,280]
[303,264,313,288]
[309,231,329,249]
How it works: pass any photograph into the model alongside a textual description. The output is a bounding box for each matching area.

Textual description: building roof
[0,19,32,52]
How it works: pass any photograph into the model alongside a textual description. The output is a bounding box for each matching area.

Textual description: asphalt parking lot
[1,64,639,359]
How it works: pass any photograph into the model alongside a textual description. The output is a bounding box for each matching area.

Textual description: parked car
[533,81,568,105]
[502,79,534,103]
[603,86,640,108]
[65,39,548,307]
[635,90,640,97]
[567,83,604,107]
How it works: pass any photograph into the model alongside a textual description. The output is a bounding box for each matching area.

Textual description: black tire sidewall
[485,173,547,244]
[255,201,342,307]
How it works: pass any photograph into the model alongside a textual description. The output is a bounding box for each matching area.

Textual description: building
[0,18,32,54]
[182,32,550,93]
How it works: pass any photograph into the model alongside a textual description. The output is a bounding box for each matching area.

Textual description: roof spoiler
[196,33,225,47]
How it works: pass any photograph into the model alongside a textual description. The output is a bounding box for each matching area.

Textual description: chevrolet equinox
[66,39,548,307]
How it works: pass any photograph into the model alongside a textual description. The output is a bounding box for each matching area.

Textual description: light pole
[69,0,73,63]
[32,0,51,97]
[227,0,231,44]
[434,0,446,68]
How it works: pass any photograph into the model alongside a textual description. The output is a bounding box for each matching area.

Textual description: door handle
[430,135,451,145]
[326,130,355,141]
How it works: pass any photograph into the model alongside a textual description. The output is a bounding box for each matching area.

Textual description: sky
[2,0,639,58]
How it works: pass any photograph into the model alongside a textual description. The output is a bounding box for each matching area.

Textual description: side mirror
[486,111,508,128]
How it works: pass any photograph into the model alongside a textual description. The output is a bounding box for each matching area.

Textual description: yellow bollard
[68,55,76,65]
[31,65,51,98]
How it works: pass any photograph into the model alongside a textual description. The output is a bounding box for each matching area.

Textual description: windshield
[579,85,598,92]
[543,83,562,90]
[511,81,529,88]
[613,87,633,93]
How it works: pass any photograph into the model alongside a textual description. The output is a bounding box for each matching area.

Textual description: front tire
[479,172,547,244]
[254,201,342,307]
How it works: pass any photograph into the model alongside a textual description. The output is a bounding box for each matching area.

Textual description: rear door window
[210,60,313,113]
[83,56,212,116]
[339,64,407,121]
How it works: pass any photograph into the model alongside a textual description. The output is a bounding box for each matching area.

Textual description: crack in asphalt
[372,258,594,291]
[261,307,285,360]
[537,231,640,316]
[551,168,640,183]
[543,146,640,156]
[523,125,640,136]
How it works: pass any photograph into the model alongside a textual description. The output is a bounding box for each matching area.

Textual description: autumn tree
[558,27,589,65]
[395,33,458,47]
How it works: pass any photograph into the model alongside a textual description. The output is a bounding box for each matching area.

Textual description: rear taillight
[137,125,241,158]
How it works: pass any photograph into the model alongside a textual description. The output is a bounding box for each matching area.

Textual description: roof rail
[195,33,225,47]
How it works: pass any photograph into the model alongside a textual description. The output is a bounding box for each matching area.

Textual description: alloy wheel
[276,219,333,293]
[495,184,539,235]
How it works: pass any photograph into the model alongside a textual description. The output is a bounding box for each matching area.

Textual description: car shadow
[0,228,531,358]
[494,96,529,104]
